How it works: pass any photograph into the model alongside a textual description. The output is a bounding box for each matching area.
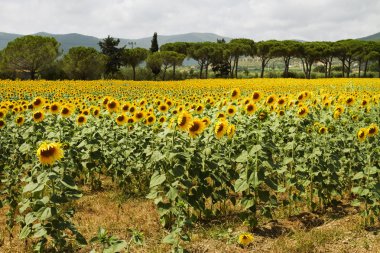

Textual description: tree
[1,35,60,80]
[146,52,163,80]
[122,47,148,80]
[188,42,215,79]
[297,42,322,79]
[271,40,300,78]
[317,42,334,78]
[334,40,362,77]
[228,39,254,78]
[62,47,106,80]
[210,42,231,78]
[366,41,380,78]
[159,51,186,80]
[98,36,124,77]
[150,32,159,53]
[255,40,276,78]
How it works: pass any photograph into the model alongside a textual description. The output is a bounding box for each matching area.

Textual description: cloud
[0,0,379,41]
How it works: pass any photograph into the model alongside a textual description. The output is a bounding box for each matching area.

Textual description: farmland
[0,78,380,252]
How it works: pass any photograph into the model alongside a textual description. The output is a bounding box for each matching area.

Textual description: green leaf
[283,157,293,165]
[149,171,166,188]
[241,197,254,209]
[19,225,31,240]
[249,145,262,155]
[352,172,364,180]
[104,240,127,253]
[234,178,249,192]
[162,233,177,245]
[40,207,52,220]
[33,227,47,238]
[236,151,249,163]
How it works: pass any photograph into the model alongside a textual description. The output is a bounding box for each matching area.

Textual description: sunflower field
[0,78,380,252]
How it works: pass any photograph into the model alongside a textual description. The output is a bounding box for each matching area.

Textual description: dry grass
[1,183,380,253]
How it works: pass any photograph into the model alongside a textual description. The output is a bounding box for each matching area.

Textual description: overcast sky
[0,0,379,41]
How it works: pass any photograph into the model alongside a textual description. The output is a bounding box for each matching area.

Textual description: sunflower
[32,97,44,109]
[134,111,145,122]
[50,102,60,114]
[122,102,131,112]
[127,117,135,124]
[214,119,228,139]
[195,104,204,114]
[158,104,168,113]
[33,110,44,123]
[277,97,286,107]
[61,106,73,118]
[15,115,25,126]
[357,128,367,142]
[227,124,236,139]
[226,105,237,117]
[116,113,127,126]
[245,103,256,115]
[145,114,156,125]
[0,119,5,128]
[345,96,355,106]
[188,118,206,138]
[231,88,241,100]
[297,106,309,117]
[277,109,285,116]
[318,126,328,134]
[265,94,276,105]
[202,117,211,127]
[177,111,193,131]
[0,109,6,118]
[252,91,262,102]
[238,232,254,247]
[76,114,87,126]
[158,116,166,123]
[367,124,379,137]
[36,142,64,166]
[107,99,120,113]
[92,107,101,117]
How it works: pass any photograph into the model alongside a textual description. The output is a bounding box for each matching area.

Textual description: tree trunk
[199,62,204,79]
[163,66,167,81]
[260,59,265,78]
[346,58,351,78]
[205,63,209,79]
[235,57,239,78]
[30,70,36,80]
[132,66,136,81]
[230,59,235,78]
[328,59,332,78]
[363,60,368,77]
[341,59,345,77]
[173,65,176,80]
[323,62,328,78]
[358,59,362,78]
[378,58,380,78]
[283,57,290,78]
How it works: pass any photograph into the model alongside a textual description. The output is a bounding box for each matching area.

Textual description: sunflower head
[214,119,228,139]
[188,118,206,138]
[33,110,44,123]
[177,111,193,131]
[145,114,156,125]
[266,94,276,105]
[297,106,309,117]
[357,128,367,142]
[36,142,64,166]
[107,99,120,113]
[252,91,262,102]
[231,88,241,100]
[367,124,379,137]
[61,106,73,118]
[76,114,87,126]
[116,114,127,126]
[226,105,237,117]
[16,115,25,126]
[227,124,236,139]
[32,97,44,109]
[238,232,254,247]
[318,126,328,134]
[50,102,60,114]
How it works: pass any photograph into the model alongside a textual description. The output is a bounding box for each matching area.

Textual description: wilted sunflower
[231,88,241,100]
[226,105,237,117]
[188,118,206,138]
[238,232,254,247]
[33,110,44,123]
[227,124,236,139]
[297,106,309,117]
[214,120,228,139]
[116,114,127,126]
[76,114,87,126]
[367,124,379,137]
[50,102,60,114]
[15,115,25,126]
[357,128,367,142]
[36,142,64,166]
[177,111,192,131]
[0,119,5,128]
[245,103,256,115]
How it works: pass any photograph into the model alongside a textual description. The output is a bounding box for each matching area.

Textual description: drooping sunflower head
[188,118,206,138]
[177,111,193,131]
[367,124,379,137]
[36,142,64,166]
[357,128,367,142]
[214,119,228,139]
[15,115,25,126]
[238,232,254,247]
[76,114,87,126]
[33,110,44,123]
[227,124,236,139]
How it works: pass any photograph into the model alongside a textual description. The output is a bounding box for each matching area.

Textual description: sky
[0,0,379,41]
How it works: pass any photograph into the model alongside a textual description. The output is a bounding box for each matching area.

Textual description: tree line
[0,33,379,80]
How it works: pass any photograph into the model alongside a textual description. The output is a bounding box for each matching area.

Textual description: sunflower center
[78,117,85,123]
[17,117,23,123]
[34,112,42,119]
[40,146,56,158]
[109,102,116,109]
[369,128,375,134]
[253,93,259,99]
[62,108,69,114]
[51,105,58,111]
[189,122,200,132]
[117,115,125,121]
[179,117,187,126]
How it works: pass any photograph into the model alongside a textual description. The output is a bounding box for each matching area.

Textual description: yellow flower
[238,232,254,247]
[116,113,127,126]
[145,114,156,125]
[345,96,355,106]
[367,124,379,137]
[32,96,44,109]
[357,128,367,142]
[266,94,276,105]
[61,105,73,118]
[33,110,44,123]
[214,119,228,139]
[177,111,193,131]
[227,124,236,139]
[318,126,328,134]
[188,118,206,138]
[245,103,256,115]
[202,117,211,127]
[76,114,87,126]
[252,91,262,102]
[50,102,61,114]
[15,115,25,126]
[107,99,120,113]
[134,111,145,122]
[297,106,309,117]
[231,88,241,100]
[36,142,64,166]
[0,119,5,128]
[226,105,237,117]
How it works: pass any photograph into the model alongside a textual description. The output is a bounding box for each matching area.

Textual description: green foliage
[98,36,124,77]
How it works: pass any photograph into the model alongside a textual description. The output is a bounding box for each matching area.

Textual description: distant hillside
[357,32,380,41]
[0,32,231,53]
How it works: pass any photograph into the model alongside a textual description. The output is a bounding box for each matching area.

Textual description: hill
[0,32,231,53]
[357,32,380,41]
